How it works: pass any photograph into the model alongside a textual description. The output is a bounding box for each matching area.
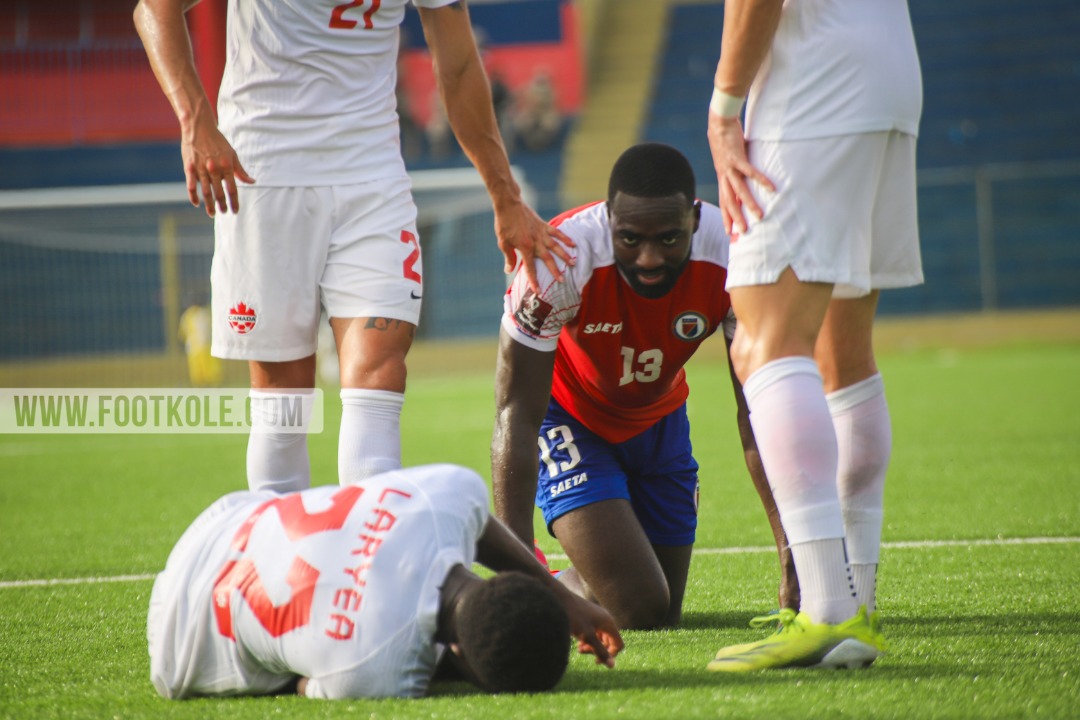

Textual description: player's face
[609,192,700,299]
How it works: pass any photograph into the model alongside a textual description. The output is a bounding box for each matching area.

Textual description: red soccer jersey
[502,201,735,443]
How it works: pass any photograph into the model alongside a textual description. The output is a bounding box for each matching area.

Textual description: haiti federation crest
[672,311,708,342]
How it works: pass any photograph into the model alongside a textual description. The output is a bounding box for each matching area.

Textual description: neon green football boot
[710,609,791,661]
[707,605,884,672]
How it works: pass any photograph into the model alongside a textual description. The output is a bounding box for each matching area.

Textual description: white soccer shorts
[726,130,924,299]
[210,177,422,361]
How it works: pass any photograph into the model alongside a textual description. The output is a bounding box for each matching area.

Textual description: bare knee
[608,583,671,630]
[558,566,672,630]
[339,353,408,391]
[332,317,414,391]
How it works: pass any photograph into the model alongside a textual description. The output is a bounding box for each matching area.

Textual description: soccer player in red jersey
[492,143,796,629]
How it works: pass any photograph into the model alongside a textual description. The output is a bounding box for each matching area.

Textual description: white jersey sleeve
[501,202,612,351]
[693,204,738,340]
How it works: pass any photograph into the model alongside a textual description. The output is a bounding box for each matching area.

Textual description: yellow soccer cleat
[707,605,884,672]
[710,609,790,661]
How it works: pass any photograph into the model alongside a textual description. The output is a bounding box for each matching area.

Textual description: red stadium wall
[397,1,583,127]
[0,0,580,148]
[1,48,178,145]
[1,0,181,146]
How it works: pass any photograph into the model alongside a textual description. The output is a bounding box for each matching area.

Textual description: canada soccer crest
[672,311,708,342]
[228,301,257,335]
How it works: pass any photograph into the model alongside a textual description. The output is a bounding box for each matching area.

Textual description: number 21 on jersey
[329,0,381,30]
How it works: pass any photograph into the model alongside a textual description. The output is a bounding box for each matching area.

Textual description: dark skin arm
[491,327,556,545]
[300,502,623,697]
[474,514,624,666]
[725,333,800,610]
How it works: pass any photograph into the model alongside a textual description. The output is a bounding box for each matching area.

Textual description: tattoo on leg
[363,318,415,337]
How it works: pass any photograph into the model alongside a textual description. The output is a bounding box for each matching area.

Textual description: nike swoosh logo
[410,291,422,300]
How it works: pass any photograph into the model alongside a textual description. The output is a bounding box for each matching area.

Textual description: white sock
[828,373,891,613]
[246,390,311,493]
[339,388,404,485]
[744,357,856,624]
[850,564,877,613]
[789,538,857,624]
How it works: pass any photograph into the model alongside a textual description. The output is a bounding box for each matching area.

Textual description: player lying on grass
[491,143,799,630]
[148,464,622,699]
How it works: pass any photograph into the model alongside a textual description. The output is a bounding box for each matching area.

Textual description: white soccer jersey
[148,464,489,699]
[217,0,458,186]
[745,0,922,141]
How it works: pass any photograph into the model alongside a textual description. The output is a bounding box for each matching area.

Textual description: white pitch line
[546,535,1080,561]
[2,536,1076,590]
[0,573,157,589]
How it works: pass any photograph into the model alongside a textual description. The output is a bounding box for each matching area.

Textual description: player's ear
[692,199,702,232]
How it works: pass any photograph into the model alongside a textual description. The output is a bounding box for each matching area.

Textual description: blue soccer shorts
[535,398,700,546]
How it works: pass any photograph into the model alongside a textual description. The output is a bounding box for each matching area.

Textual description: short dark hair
[456,572,571,693]
[607,142,696,206]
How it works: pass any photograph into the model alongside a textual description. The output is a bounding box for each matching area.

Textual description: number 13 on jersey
[620,347,663,386]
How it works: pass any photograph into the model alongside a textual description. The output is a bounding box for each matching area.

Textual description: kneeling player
[492,143,797,629]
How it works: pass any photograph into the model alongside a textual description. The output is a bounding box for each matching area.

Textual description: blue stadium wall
[645,0,1080,315]
[2,0,1078,360]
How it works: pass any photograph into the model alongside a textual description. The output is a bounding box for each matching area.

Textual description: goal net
[0,169,527,388]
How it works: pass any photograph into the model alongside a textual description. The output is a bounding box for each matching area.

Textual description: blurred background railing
[1,0,1077,388]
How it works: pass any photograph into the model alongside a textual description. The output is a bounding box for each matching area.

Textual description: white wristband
[709,88,744,119]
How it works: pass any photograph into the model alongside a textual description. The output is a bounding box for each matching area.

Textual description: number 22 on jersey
[213,486,365,640]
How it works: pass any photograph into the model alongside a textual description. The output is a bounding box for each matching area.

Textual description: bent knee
[610,585,672,630]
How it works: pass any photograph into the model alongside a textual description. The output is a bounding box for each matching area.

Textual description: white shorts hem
[324,306,420,326]
[211,340,318,363]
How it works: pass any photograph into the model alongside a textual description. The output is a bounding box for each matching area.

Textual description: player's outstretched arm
[724,334,800,610]
[491,328,557,546]
[418,3,573,292]
[134,0,254,215]
[707,0,780,235]
[474,513,624,667]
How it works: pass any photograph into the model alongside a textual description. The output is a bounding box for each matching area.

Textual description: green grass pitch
[1,337,1078,719]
